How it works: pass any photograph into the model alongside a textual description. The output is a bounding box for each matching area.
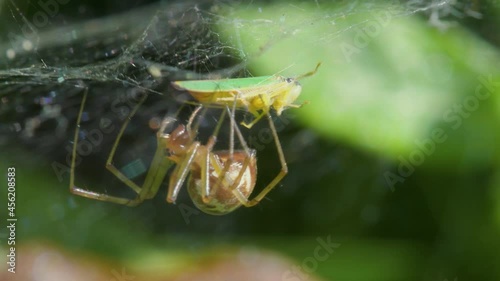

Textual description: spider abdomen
[188,151,257,215]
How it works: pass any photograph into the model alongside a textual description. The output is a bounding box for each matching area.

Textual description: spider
[69,88,283,214]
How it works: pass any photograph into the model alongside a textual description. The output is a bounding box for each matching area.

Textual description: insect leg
[240,93,272,128]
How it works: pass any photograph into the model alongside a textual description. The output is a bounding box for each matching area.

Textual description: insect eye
[286,78,294,83]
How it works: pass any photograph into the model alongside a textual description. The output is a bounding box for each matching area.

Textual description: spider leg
[210,92,249,198]
[70,89,173,206]
[104,92,149,195]
[234,111,288,207]
[166,141,201,203]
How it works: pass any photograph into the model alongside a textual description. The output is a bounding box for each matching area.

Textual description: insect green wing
[172,75,280,92]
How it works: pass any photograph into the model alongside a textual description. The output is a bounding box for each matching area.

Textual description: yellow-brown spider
[70,89,283,214]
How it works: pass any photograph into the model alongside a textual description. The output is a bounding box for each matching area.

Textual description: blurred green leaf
[218,2,500,169]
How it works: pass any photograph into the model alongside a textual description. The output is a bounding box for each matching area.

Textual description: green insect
[172,63,321,128]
